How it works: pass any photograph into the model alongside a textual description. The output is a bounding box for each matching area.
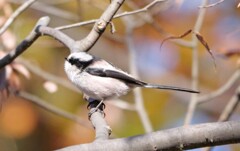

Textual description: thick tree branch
[0,1,125,68]
[88,101,111,141]
[56,121,240,151]
[0,16,50,69]
[36,26,75,51]
[203,87,240,151]
[74,0,125,52]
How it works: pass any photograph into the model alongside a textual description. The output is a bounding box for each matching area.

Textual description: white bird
[64,52,199,103]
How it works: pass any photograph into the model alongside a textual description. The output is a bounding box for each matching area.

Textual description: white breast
[64,60,130,100]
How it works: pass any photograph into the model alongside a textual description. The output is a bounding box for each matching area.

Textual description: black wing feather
[85,68,199,93]
[85,68,146,86]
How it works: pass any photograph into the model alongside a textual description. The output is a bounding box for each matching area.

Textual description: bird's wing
[85,68,199,94]
[85,68,146,86]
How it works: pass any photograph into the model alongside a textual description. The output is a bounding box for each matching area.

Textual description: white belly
[71,72,130,100]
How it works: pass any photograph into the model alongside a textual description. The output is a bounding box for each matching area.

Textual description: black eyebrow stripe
[68,58,92,70]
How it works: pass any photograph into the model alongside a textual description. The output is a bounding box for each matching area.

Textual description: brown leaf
[194,32,216,69]
[160,29,192,50]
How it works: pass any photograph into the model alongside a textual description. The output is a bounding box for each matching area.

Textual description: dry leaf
[193,32,216,68]
[160,29,192,50]
[160,30,216,69]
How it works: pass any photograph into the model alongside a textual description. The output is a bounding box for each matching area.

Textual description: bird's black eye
[68,58,78,65]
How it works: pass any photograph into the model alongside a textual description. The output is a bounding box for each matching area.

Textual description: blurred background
[0,0,240,150]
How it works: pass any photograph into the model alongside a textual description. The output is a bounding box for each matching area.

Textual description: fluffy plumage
[64,52,199,101]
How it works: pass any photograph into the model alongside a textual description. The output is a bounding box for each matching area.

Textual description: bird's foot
[87,100,105,120]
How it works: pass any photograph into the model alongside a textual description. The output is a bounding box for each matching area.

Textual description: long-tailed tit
[64,52,199,102]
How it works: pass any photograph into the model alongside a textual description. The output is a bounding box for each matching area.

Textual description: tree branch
[198,69,240,104]
[0,0,37,35]
[218,86,240,122]
[17,58,80,93]
[124,18,153,133]
[184,0,208,125]
[0,16,50,69]
[36,26,75,51]
[74,0,125,52]
[55,0,166,31]
[203,86,240,151]
[56,121,240,151]
[17,90,91,128]
[88,101,111,141]
[199,0,225,8]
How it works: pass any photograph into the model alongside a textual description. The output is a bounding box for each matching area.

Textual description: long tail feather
[144,84,199,93]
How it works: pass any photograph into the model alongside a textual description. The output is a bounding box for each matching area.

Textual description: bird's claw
[87,100,106,120]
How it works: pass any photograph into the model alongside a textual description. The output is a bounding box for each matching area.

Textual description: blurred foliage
[0,0,240,151]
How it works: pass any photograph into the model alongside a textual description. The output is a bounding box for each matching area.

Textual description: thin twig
[17,58,80,93]
[202,86,240,151]
[125,18,153,133]
[0,0,37,35]
[17,91,91,128]
[199,0,225,8]
[114,0,167,19]
[198,69,240,104]
[9,0,79,21]
[184,0,208,125]
[125,0,194,48]
[219,86,240,122]
[55,0,167,30]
